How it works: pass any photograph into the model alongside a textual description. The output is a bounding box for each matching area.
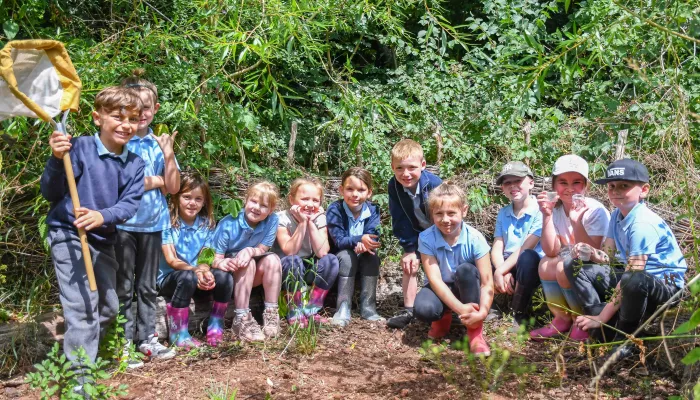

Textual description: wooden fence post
[434,121,444,166]
[287,121,298,166]
[614,129,628,160]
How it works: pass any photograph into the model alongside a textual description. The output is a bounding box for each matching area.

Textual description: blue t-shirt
[212,212,279,256]
[158,216,214,285]
[343,201,372,237]
[607,202,686,288]
[118,130,179,233]
[418,223,491,284]
[494,198,544,258]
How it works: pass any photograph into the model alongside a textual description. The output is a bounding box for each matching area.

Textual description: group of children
[41,72,687,385]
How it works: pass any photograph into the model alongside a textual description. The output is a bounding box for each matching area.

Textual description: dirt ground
[2,308,689,400]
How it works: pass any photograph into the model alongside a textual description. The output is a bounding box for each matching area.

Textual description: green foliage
[25,343,128,400]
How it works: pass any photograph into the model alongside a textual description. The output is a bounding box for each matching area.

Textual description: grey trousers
[116,230,161,342]
[48,229,119,368]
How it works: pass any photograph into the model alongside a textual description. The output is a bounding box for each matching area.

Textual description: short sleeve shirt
[494,198,544,258]
[607,203,686,288]
[272,210,327,258]
[157,216,214,285]
[118,131,180,232]
[418,223,490,284]
[212,212,279,256]
[552,197,610,246]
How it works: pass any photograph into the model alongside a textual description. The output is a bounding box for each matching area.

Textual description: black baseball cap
[496,161,534,185]
[594,159,650,184]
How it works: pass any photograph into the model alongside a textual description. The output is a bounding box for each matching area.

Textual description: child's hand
[354,242,367,254]
[575,315,601,331]
[196,268,216,290]
[154,131,178,157]
[494,271,514,294]
[308,206,325,223]
[536,191,556,216]
[401,252,419,274]
[289,205,309,223]
[360,234,380,255]
[49,131,72,159]
[73,207,104,230]
[234,247,255,269]
[218,258,237,272]
[458,303,485,327]
[569,201,589,225]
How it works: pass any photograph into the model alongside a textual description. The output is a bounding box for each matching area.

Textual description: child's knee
[414,295,442,322]
[318,254,339,274]
[455,263,478,283]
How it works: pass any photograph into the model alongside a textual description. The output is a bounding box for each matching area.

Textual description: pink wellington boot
[466,322,491,357]
[529,317,572,342]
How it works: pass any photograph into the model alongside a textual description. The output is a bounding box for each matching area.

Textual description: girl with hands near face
[273,178,339,327]
[326,168,385,327]
[157,173,232,348]
[530,155,610,343]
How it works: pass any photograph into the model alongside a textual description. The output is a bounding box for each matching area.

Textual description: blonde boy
[386,139,442,329]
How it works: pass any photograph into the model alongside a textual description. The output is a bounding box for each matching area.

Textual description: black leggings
[158,269,234,308]
[414,262,481,323]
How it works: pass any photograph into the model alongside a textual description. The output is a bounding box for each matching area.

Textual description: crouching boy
[573,159,686,356]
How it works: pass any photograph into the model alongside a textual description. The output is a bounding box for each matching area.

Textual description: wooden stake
[287,121,298,166]
[615,129,628,160]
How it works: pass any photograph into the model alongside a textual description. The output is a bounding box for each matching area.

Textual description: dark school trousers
[48,228,119,377]
[281,254,339,291]
[414,262,481,322]
[116,230,161,342]
[157,269,234,308]
[336,249,380,277]
[572,264,681,340]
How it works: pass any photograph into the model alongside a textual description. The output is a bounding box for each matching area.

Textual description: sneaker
[139,334,176,360]
[262,308,280,339]
[122,340,144,369]
[428,311,452,340]
[232,312,265,342]
[387,308,414,329]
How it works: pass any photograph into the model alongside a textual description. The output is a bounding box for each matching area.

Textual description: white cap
[552,154,589,179]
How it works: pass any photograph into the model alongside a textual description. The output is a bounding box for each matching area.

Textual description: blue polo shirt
[212,211,279,256]
[494,198,544,258]
[158,216,214,284]
[607,202,686,288]
[343,201,372,236]
[418,223,491,284]
[118,129,179,233]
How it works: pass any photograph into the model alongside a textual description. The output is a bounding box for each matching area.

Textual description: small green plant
[25,343,128,399]
[97,311,142,372]
[206,380,238,400]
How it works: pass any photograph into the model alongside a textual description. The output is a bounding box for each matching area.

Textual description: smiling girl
[413,183,493,356]
[158,173,233,348]
[212,181,282,342]
[326,168,384,327]
[530,155,610,342]
[273,178,339,327]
